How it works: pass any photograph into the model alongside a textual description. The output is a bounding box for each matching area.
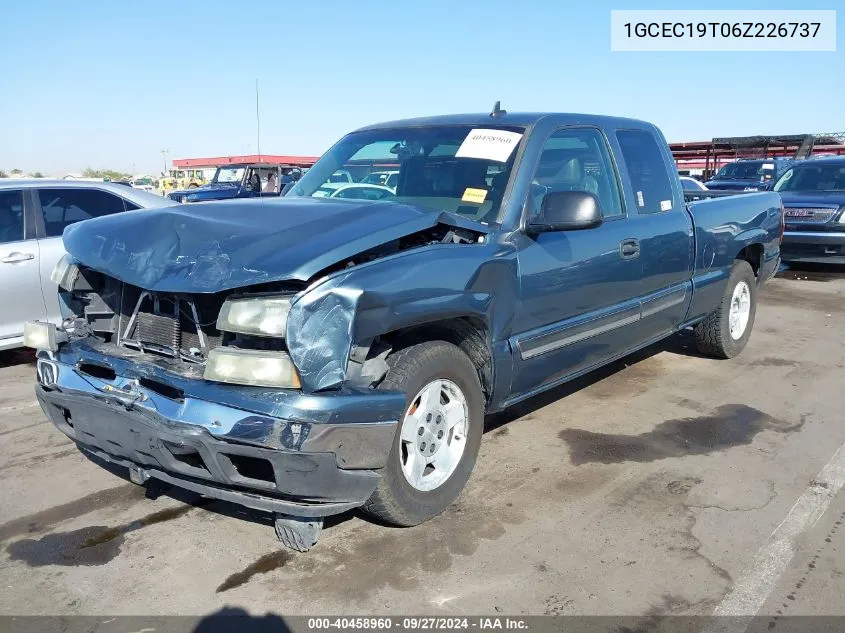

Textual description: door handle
[1,252,35,264]
[619,239,640,259]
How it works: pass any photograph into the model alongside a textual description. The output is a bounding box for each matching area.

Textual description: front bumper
[35,339,404,517]
[782,231,845,265]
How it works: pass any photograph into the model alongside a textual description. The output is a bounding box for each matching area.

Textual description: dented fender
[286,238,520,393]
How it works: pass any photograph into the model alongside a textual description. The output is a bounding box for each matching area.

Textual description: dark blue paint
[61,112,781,410]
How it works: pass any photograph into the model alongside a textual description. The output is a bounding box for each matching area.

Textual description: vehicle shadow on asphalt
[484,328,703,434]
[192,607,292,632]
[775,262,844,282]
[0,348,36,369]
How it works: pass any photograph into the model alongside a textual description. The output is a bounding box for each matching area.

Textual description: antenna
[255,79,262,161]
[490,101,506,118]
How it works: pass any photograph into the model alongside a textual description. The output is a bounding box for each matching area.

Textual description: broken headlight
[50,254,80,291]
[203,348,301,388]
[216,296,293,337]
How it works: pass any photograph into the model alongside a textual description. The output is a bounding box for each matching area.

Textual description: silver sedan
[0,180,176,350]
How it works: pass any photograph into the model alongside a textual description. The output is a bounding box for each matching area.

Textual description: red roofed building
[172,154,319,169]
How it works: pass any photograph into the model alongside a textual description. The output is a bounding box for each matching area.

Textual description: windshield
[213,167,245,184]
[714,161,775,180]
[287,125,526,223]
[774,163,845,192]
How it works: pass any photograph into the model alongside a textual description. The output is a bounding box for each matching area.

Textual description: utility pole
[255,79,262,162]
[160,149,170,175]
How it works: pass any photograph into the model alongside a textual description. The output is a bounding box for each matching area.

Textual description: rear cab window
[615,129,677,214]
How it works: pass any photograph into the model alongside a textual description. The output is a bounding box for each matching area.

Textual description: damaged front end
[30,208,492,521]
[32,258,407,517]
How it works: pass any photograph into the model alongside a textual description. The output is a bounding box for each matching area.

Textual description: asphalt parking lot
[0,267,843,619]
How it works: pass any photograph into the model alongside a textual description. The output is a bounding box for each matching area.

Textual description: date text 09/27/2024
[306,617,528,630]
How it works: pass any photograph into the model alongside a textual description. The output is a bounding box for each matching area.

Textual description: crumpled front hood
[63,198,482,293]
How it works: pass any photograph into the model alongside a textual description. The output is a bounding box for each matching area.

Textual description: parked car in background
[706,158,793,191]
[775,156,845,264]
[327,169,354,184]
[0,180,175,351]
[131,176,157,192]
[680,176,708,191]
[360,170,399,189]
[168,163,298,203]
[311,183,396,200]
[26,111,781,551]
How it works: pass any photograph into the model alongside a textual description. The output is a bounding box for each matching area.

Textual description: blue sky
[1,0,841,175]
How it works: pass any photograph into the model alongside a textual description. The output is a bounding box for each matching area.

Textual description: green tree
[82,167,131,181]
[0,170,7,178]
[33,171,44,178]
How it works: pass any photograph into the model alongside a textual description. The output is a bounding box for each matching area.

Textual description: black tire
[362,341,484,527]
[694,260,757,359]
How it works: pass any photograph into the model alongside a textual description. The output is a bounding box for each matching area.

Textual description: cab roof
[355,112,655,133]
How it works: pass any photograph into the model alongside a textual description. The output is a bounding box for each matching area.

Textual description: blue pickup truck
[167,163,303,203]
[705,157,793,191]
[26,111,782,551]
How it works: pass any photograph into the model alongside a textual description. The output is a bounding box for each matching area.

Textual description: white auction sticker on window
[660,199,673,211]
[455,129,523,163]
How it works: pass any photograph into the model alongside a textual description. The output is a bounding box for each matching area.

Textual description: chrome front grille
[783,207,838,224]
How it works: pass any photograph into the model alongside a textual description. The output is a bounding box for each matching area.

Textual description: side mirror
[528,191,603,233]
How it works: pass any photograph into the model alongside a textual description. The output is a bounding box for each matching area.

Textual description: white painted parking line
[0,402,39,414]
[704,443,845,633]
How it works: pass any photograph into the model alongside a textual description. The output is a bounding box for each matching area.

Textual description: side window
[616,130,676,214]
[245,169,262,191]
[531,128,623,218]
[38,188,127,237]
[0,190,25,244]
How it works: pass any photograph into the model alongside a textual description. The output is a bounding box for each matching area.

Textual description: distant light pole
[161,149,170,174]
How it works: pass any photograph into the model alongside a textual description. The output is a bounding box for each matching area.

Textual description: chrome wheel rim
[729,281,751,340]
[398,379,468,492]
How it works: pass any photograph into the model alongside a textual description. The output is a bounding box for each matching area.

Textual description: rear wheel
[694,260,757,358]
[362,341,484,526]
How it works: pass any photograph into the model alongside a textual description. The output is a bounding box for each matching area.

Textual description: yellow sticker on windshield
[462,188,488,204]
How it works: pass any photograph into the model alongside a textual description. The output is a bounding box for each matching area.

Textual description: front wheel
[694,260,757,359]
[362,341,484,526]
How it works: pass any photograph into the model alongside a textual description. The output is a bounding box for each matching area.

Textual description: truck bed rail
[684,189,767,202]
